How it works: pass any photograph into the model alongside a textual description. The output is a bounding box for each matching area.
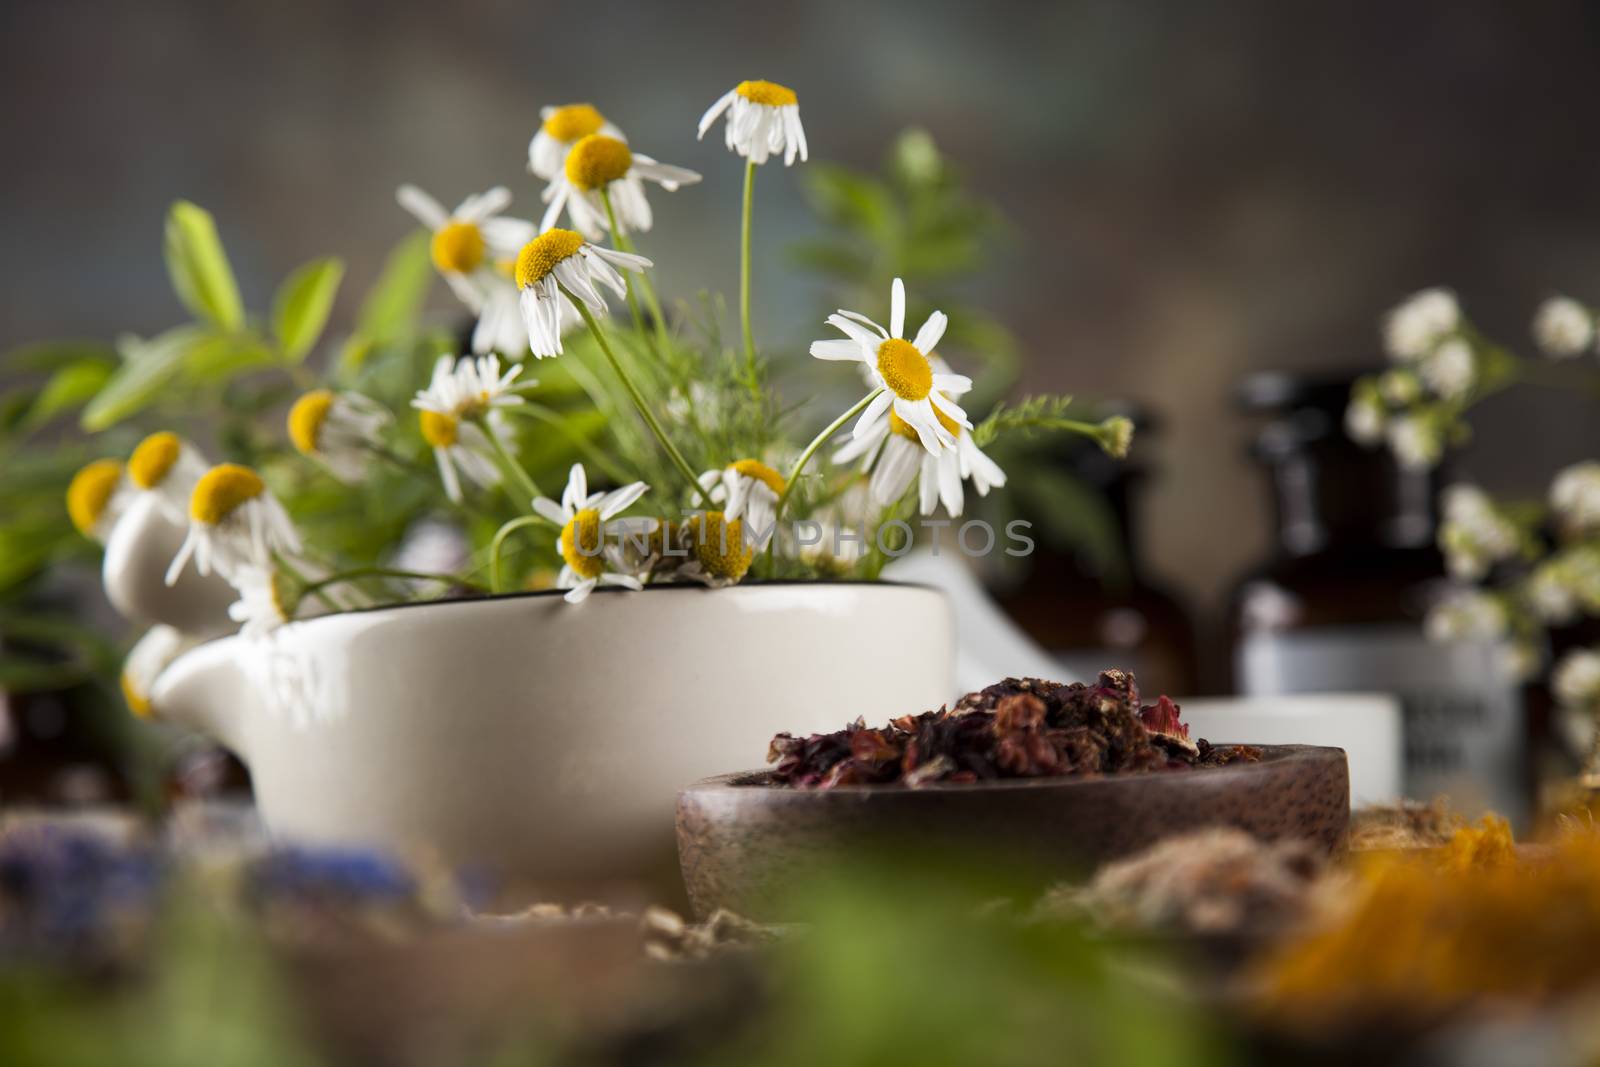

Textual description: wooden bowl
[676,744,1348,919]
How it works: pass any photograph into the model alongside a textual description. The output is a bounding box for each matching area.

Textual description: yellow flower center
[66,459,123,536]
[128,431,181,489]
[515,228,585,289]
[190,464,265,526]
[542,103,606,143]
[559,507,606,580]
[419,409,459,448]
[287,390,334,456]
[731,458,786,495]
[686,511,753,581]
[888,401,961,442]
[121,671,152,719]
[736,80,798,107]
[431,220,486,274]
[876,338,933,401]
[565,134,633,191]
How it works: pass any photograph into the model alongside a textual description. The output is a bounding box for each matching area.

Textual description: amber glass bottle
[1227,372,1528,821]
[991,412,1201,696]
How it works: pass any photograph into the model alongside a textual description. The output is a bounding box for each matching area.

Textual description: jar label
[1237,624,1524,822]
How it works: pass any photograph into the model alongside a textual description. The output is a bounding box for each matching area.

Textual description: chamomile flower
[514,228,651,358]
[698,80,808,166]
[696,459,785,543]
[411,353,528,423]
[809,278,971,454]
[66,459,129,543]
[411,354,526,503]
[678,511,755,588]
[531,464,650,604]
[396,184,536,313]
[540,134,701,239]
[165,464,301,586]
[834,363,1005,517]
[125,431,209,524]
[528,103,625,181]
[286,390,391,482]
[120,625,197,719]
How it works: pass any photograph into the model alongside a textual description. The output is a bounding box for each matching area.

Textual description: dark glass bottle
[989,411,1201,696]
[1227,371,1528,821]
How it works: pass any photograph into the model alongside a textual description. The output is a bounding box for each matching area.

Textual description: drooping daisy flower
[833,362,1005,517]
[286,390,392,482]
[1532,296,1595,359]
[541,134,701,239]
[66,459,129,543]
[1382,287,1459,361]
[514,228,651,358]
[531,464,650,603]
[120,625,197,719]
[809,278,971,454]
[698,80,808,166]
[473,273,551,357]
[529,103,626,181]
[410,354,527,503]
[396,184,536,312]
[678,511,756,589]
[696,459,785,543]
[165,463,301,586]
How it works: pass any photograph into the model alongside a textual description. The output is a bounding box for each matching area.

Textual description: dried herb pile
[768,670,1258,789]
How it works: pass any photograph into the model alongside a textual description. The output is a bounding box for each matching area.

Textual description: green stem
[297,566,485,606]
[600,187,671,352]
[488,515,550,593]
[598,188,653,351]
[474,414,541,503]
[271,553,345,615]
[739,160,757,380]
[760,390,882,575]
[563,284,716,508]
[773,390,882,525]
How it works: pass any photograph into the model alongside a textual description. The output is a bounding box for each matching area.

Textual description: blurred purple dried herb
[767,670,1258,789]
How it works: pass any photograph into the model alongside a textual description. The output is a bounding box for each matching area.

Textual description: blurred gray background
[4,0,1598,621]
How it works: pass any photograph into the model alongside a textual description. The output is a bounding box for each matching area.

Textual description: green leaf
[3,339,117,372]
[271,257,344,362]
[183,332,278,382]
[25,359,114,427]
[80,326,209,431]
[163,201,243,330]
[341,230,433,370]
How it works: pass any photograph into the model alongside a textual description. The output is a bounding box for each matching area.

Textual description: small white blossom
[1425,588,1508,644]
[1378,369,1422,405]
[1385,415,1442,470]
[1344,395,1386,445]
[1532,296,1594,359]
[1553,649,1600,711]
[1551,461,1600,534]
[1420,338,1474,399]
[1383,287,1459,361]
[1526,562,1579,625]
[1439,484,1519,582]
